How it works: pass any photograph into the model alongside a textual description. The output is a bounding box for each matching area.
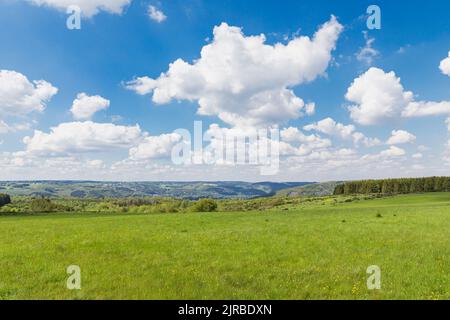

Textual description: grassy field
[0,193,449,300]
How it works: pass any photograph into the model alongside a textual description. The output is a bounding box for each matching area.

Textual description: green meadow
[0,193,449,300]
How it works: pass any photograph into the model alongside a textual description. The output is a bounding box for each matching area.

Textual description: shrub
[0,205,21,214]
[30,198,59,212]
[156,203,180,213]
[193,199,218,212]
[113,198,160,207]
[0,194,11,207]
[85,201,123,213]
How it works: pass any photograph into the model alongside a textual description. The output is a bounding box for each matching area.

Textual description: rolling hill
[276,181,341,197]
[0,181,313,199]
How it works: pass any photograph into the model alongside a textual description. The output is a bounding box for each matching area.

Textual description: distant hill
[276,181,341,197]
[0,181,313,200]
[251,181,312,193]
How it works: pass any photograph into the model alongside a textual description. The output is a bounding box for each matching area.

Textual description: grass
[0,193,449,300]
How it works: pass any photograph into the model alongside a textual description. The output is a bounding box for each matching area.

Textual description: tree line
[334,177,450,195]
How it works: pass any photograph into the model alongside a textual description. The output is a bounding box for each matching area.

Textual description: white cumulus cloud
[439,51,450,76]
[70,93,110,120]
[0,70,58,117]
[304,117,355,139]
[23,121,143,156]
[279,126,332,156]
[346,68,413,125]
[403,101,450,117]
[386,130,416,145]
[0,121,33,134]
[126,17,343,127]
[346,67,450,125]
[304,117,380,147]
[280,127,331,148]
[380,146,406,157]
[129,133,182,160]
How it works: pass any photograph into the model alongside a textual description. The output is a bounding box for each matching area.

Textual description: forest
[333,177,450,195]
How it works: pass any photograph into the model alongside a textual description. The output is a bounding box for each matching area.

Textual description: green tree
[0,194,11,207]
[193,199,218,212]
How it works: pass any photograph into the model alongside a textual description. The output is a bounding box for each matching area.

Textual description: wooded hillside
[334,177,450,195]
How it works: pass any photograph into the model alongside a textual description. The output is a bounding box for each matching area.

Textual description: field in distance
[0,192,449,299]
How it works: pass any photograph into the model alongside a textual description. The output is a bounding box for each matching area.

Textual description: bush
[84,201,123,213]
[0,205,25,214]
[0,194,11,207]
[193,199,218,212]
[30,198,59,212]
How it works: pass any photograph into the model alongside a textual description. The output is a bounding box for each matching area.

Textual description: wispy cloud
[356,31,379,65]
[148,5,167,23]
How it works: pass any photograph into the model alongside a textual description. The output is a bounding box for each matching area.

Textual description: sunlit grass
[0,193,449,300]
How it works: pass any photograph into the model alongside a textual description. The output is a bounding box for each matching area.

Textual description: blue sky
[1,0,450,181]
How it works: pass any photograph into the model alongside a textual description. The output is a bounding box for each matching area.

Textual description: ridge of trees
[334,177,450,195]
